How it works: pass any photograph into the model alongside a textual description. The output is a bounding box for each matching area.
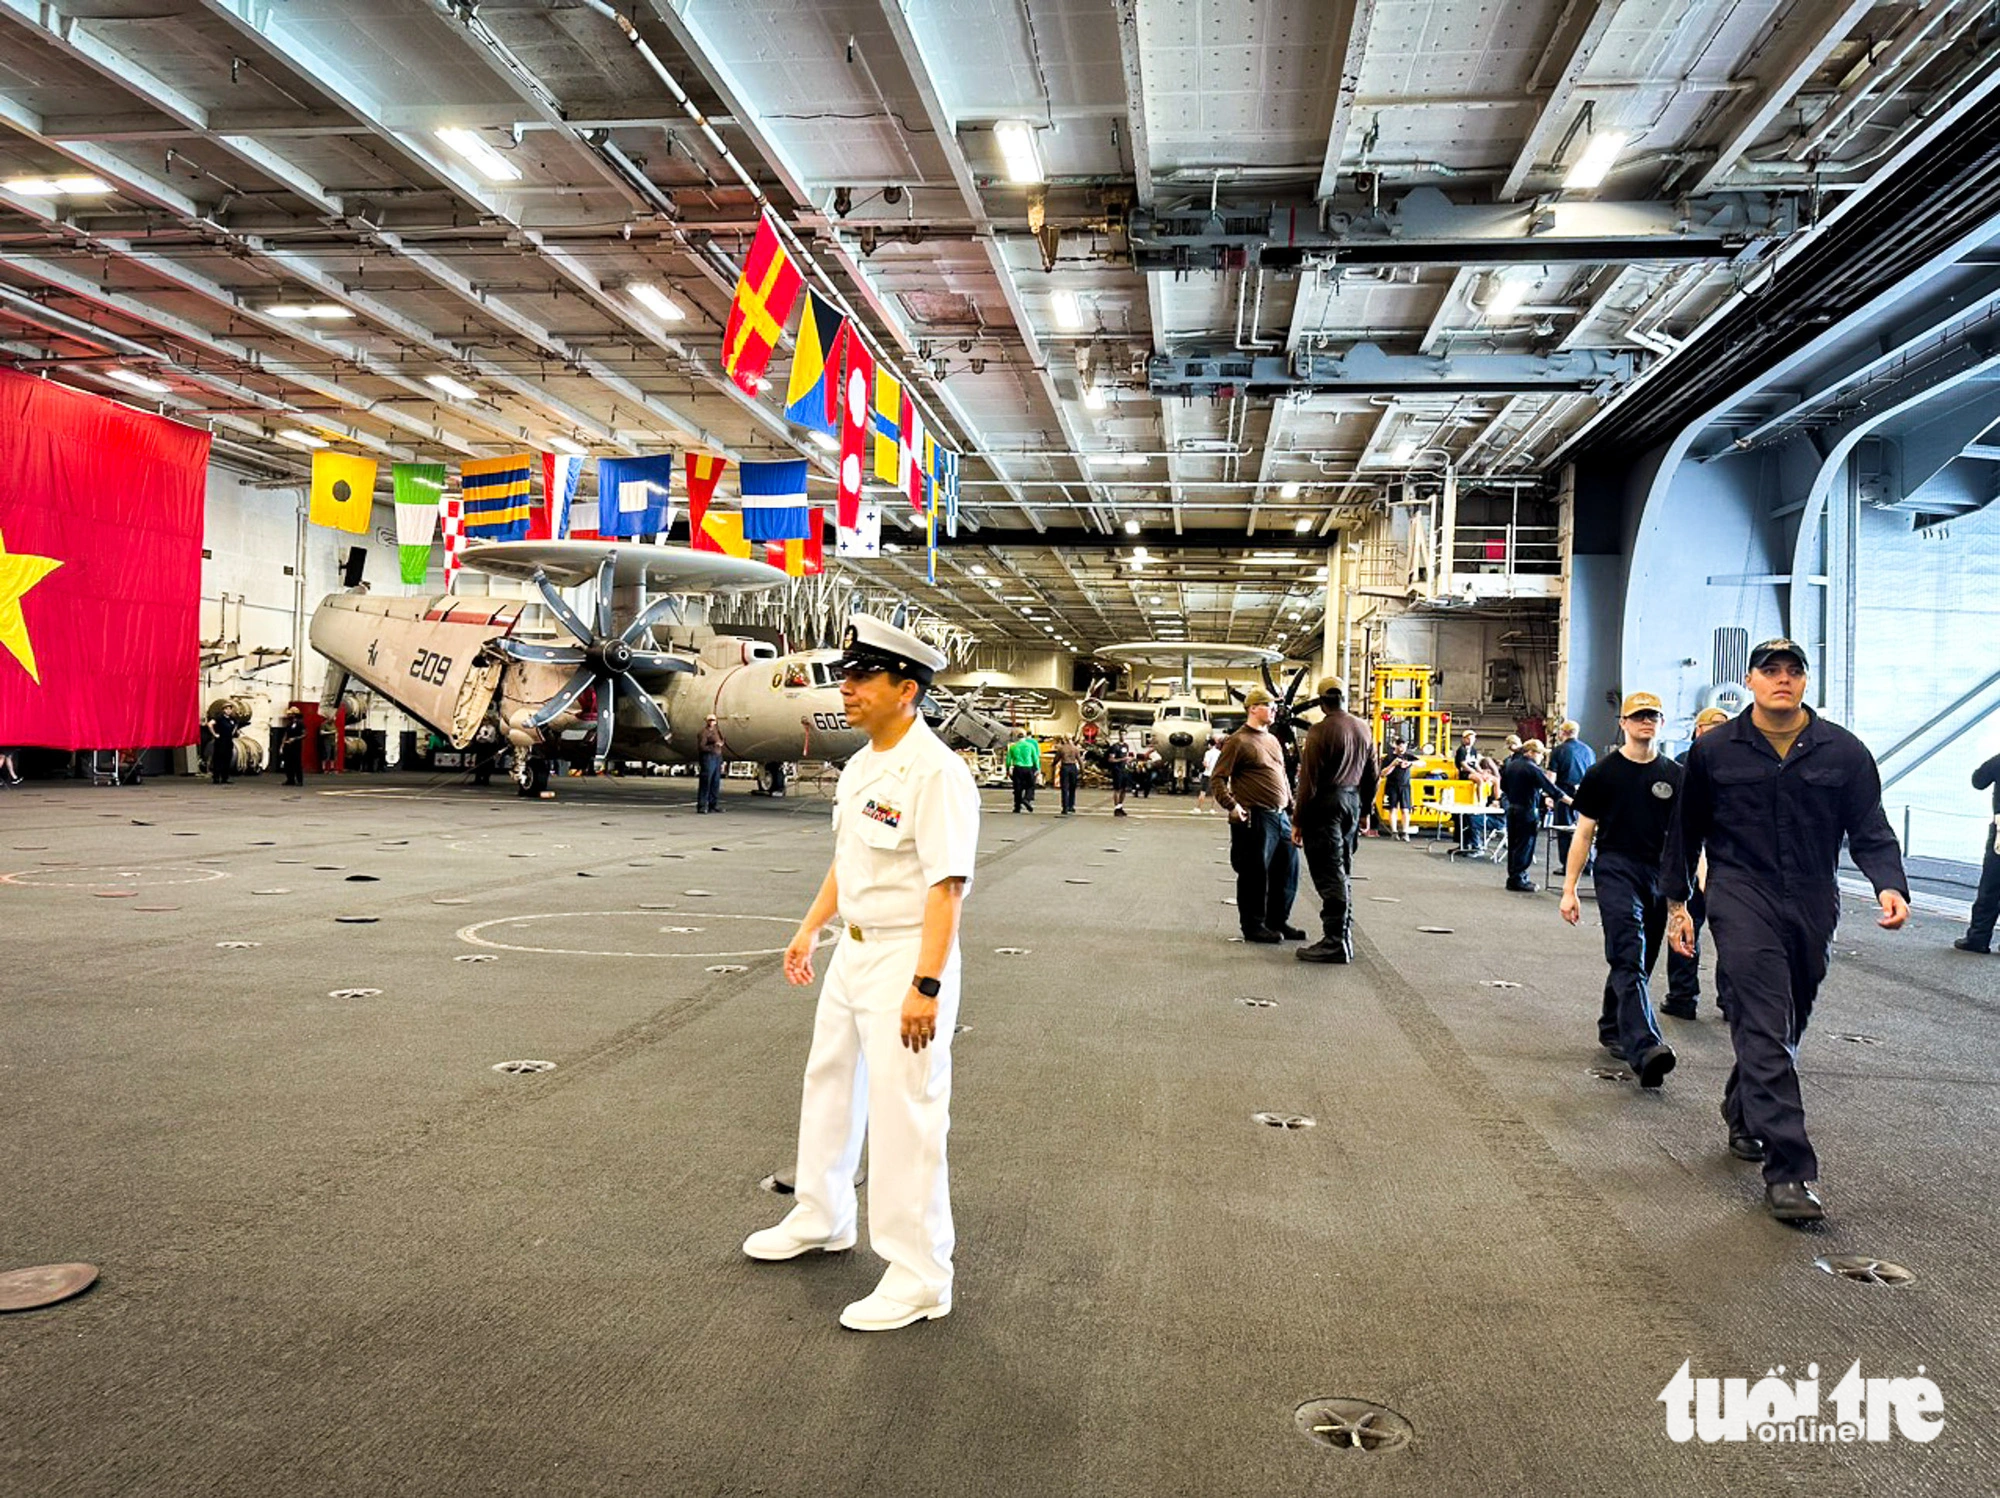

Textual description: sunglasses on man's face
[1623,710,1663,722]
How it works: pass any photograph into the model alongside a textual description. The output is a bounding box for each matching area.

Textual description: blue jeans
[1229,807,1298,935]
[697,752,723,811]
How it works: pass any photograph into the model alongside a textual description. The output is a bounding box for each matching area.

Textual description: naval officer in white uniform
[744,616,980,1331]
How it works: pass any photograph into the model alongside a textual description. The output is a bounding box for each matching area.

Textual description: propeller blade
[492,639,587,666]
[624,651,697,678]
[617,673,673,743]
[620,594,684,645]
[1260,661,1280,697]
[595,550,617,639]
[1284,665,1309,706]
[533,568,594,648]
[595,698,616,761]
[526,665,599,729]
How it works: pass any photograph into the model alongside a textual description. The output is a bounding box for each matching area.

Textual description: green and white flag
[392,463,447,586]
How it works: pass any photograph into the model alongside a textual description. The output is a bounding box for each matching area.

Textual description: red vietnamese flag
[834,323,873,530]
[685,452,730,552]
[721,212,804,397]
[0,369,208,749]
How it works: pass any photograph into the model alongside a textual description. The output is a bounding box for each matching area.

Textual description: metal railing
[1449,524,1563,575]
[1893,802,1995,866]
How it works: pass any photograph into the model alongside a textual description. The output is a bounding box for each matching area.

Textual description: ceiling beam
[0,255,485,456]
[1499,0,1625,202]
[1316,0,1381,203]
[868,0,1131,535]
[188,0,789,456]
[1111,0,1154,206]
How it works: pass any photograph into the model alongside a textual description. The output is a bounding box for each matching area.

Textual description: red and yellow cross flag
[722,212,804,397]
[310,450,378,534]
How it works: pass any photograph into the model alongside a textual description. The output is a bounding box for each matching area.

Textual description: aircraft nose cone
[1169,732,1193,747]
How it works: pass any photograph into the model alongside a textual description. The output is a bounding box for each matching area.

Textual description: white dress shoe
[741,1222,857,1261]
[838,1289,952,1332]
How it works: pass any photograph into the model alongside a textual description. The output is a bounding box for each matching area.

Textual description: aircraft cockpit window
[1189,707,1208,723]
[810,662,836,688]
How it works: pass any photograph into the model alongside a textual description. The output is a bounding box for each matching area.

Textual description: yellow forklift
[1368,664,1474,834]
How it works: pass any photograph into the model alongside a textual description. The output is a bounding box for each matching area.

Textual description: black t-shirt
[1384,748,1416,790]
[1570,751,1684,865]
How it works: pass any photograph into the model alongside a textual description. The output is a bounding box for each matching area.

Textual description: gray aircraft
[309,540,867,790]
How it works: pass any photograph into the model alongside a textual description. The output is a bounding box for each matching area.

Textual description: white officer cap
[835,615,948,685]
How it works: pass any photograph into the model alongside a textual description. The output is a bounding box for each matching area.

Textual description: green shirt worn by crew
[1005,738,1041,769]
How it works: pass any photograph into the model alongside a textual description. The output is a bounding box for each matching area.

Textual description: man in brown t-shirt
[1211,688,1301,944]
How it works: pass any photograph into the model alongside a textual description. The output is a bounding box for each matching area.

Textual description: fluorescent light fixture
[1294,517,1312,533]
[426,373,477,400]
[1084,384,1107,411]
[628,282,685,321]
[277,429,327,449]
[265,303,352,320]
[1119,453,1148,467]
[5,174,111,197]
[1050,288,1083,330]
[105,368,170,395]
[1124,518,1140,535]
[1485,272,1529,320]
[1564,130,1628,191]
[1279,481,1301,499]
[1130,546,1150,562]
[436,127,523,182]
[970,564,988,576]
[810,430,839,452]
[1149,596,1162,605]
[548,435,587,456]
[993,120,1045,185]
[1390,440,1419,463]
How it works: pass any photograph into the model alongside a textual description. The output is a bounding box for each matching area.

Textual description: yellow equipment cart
[1369,664,1471,834]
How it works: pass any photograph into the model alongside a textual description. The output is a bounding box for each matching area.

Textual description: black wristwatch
[912,975,942,998]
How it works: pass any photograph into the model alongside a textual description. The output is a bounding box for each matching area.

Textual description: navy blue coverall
[1500,751,1563,888]
[1965,751,2000,951]
[1549,736,1595,870]
[1664,744,1709,1011]
[1662,709,1908,1185]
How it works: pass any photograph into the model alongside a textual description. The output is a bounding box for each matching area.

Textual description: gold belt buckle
[848,923,864,942]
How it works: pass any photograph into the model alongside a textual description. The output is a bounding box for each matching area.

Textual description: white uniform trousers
[784,930,958,1304]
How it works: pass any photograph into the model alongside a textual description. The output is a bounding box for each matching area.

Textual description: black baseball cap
[1748,638,1809,672]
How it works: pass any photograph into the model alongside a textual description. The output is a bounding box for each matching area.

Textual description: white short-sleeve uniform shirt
[831,718,980,931]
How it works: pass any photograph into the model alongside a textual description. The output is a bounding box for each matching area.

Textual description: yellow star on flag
[0,527,63,685]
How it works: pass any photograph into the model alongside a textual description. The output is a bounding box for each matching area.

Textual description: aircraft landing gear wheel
[754,762,790,797]
[517,754,552,799]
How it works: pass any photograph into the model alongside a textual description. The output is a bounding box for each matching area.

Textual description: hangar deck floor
[2,773,1994,1498]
